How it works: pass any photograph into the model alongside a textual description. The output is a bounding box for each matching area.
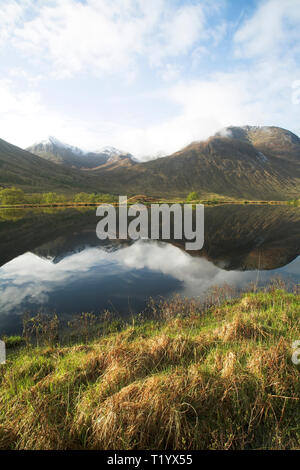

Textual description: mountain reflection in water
[0,205,299,334]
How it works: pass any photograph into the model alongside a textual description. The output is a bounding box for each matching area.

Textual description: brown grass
[0,289,299,450]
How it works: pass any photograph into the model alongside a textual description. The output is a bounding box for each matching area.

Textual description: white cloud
[217,128,233,138]
[159,63,182,82]
[292,79,300,105]
[0,0,25,46]
[1,58,300,158]
[0,79,41,115]
[1,0,209,79]
[234,0,300,59]
[105,64,300,157]
[148,3,206,66]
[0,0,299,157]
[0,79,58,145]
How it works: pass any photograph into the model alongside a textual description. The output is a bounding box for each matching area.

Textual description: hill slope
[89,126,300,199]
[0,138,100,193]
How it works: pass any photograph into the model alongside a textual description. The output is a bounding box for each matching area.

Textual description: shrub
[186,191,199,202]
[0,187,25,205]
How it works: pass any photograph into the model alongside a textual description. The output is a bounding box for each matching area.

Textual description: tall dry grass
[0,287,299,450]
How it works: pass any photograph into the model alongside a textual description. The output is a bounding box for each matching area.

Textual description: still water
[0,205,299,334]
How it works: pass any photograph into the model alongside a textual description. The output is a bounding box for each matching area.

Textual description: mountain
[2,125,300,199]
[216,126,300,162]
[82,147,137,171]
[27,138,136,170]
[87,126,300,200]
[0,137,101,193]
[94,146,126,158]
[26,136,84,166]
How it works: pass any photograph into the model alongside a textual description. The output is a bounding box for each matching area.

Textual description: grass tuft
[0,288,299,450]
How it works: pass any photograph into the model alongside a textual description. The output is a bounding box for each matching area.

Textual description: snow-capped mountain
[26,137,86,167]
[95,146,124,157]
[27,138,136,170]
[38,136,85,155]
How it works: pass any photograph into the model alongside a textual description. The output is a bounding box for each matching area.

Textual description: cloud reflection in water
[0,240,299,320]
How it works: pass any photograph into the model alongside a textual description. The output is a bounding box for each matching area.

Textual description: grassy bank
[0,288,299,450]
[1,186,297,208]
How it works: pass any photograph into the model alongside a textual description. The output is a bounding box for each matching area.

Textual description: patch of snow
[29,139,138,161]
[33,136,85,155]
[93,146,125,156]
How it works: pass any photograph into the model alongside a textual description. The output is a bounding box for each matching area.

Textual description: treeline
[288,198,300,207]
[0,187,118,206]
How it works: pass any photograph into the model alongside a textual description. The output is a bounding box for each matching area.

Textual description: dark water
[0,205,299,335]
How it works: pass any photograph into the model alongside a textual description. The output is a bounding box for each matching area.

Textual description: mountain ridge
[84,125,300,200]
[1,125,299,199]
[26,138,136,170]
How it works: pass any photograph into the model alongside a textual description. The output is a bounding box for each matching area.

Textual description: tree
[74,192,91,203]
[0,187,25,205]
[88,193,99,203]
[186,191,199,202]
[26,193,43,205]
[42,192,59,204]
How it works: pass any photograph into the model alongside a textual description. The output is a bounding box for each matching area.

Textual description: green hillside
[0,138,101,194]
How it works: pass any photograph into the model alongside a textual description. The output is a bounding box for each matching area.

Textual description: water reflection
[0,205,299,334]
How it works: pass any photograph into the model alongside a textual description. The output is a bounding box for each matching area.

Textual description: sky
[0,0,300,160]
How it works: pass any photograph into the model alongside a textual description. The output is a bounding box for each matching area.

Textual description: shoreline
[1,286,299,450]
[0,200,294,209]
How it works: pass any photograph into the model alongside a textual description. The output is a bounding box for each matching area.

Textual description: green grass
[2,336,25,349]
[288,199,300,207]
[0,288,299,450]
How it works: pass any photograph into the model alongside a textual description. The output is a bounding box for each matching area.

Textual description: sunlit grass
[0,288,299,450]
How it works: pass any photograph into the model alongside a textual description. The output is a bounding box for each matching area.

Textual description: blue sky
[0,0,300,159]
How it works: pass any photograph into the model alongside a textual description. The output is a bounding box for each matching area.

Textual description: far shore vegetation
[0,187,299,208]
[0,281,299,450]
[0,187,118,206]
